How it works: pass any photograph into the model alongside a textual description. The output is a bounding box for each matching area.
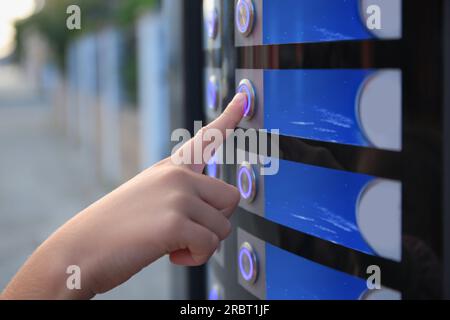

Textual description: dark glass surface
[204,0,447,299]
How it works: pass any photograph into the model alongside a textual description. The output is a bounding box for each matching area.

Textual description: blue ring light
[207,75,219,111]
[237,79,256,120]
[238,242,258,283]
[206,152,220,178]
[237,161,256,202]
[208,284,223,300]
[235,0,255,37]
[206,7,219,39]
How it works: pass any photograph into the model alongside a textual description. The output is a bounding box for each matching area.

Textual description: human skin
[1,93,247,300]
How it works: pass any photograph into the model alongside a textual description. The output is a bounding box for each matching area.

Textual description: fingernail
[232,92,247,105]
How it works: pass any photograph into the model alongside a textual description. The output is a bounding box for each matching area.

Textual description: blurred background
[0,0,204,299]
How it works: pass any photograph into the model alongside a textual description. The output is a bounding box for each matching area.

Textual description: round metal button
[237,161,257,203]
[235,0,255,37]
[206,7,219,39]
[207,75,220,111]
[206,161,220,179]
[237,79,256,120]
[208,284,224,300]
[206,152,220,178]
[238,242,258,284]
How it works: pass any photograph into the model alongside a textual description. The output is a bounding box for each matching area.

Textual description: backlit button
[208,284,224,300]
[206,162,219,178]
[206,152,220,178]
[238,242,258,284]
[237,79,256,120]
[235,0,255,37]
[205,7,219,39]
[207,75,220,111]
[237,161,257,203]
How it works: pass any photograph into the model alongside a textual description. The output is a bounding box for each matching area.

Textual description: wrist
[2,221,97,300]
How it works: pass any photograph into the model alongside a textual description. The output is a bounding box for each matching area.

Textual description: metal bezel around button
[237,161,257,203]
[206,7,219,39]
[238,242,258,284]
[237,78,256,120]
[207,75,220,111]
[208,283,224,300]
[235,0,255,37]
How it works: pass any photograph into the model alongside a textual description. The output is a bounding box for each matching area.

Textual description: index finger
[179,93,247,173]
[205,92,247,138]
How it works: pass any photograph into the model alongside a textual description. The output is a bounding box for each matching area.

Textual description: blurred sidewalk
[0,65,169,299]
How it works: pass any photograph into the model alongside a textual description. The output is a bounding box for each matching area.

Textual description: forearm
[1,186,164,300]
[1,93,244,300]
[2,216,96,300]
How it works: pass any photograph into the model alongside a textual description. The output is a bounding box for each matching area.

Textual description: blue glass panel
[264,69,374,147]
[265,159,376,255]
[266,243,367,299]
[263,0,373,44]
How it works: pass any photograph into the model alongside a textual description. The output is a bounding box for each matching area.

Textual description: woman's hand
[1,93,246,300]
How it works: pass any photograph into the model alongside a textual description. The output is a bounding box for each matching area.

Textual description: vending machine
[202,0,450,299]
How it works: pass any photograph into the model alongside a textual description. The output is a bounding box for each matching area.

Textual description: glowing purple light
[208,287,220,300]
[237,166,252,199]
[207,77,218,110]
[207,163,218,178]
[237,83,252,117]
[239,246,254,282]
[206,8,218,39]
[235,0,251,34]
[206,153,219,178]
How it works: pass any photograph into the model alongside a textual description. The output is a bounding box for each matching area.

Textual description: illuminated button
[238,242,258,284]
[237,79,256,120]
[207,75,220,111]
[206,152,220,178]
[206,7,219,39]
[237,161,257,203]
[208,284,224,300]
[235,0,255,37]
